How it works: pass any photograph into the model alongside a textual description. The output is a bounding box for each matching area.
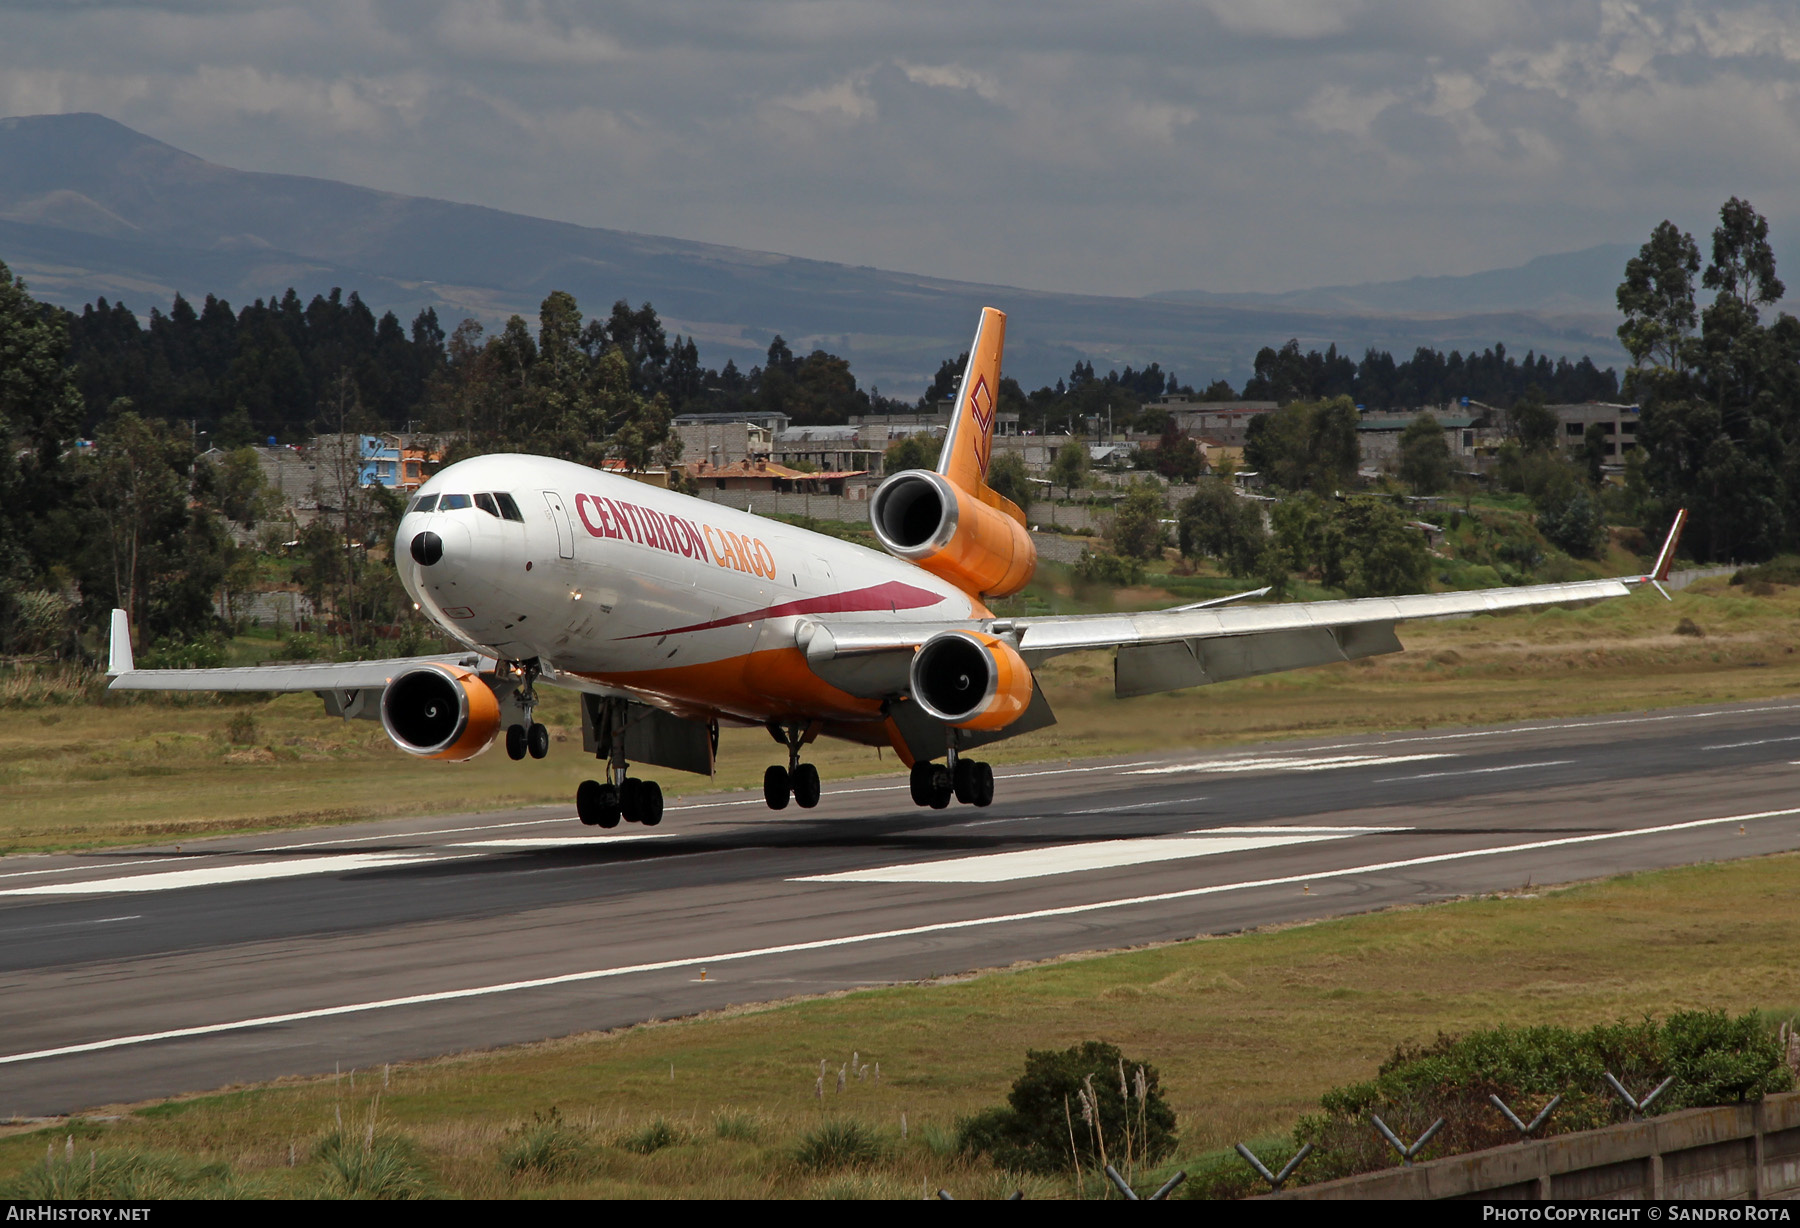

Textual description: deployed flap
[583,694,716,776]
[1115,623,1404,698]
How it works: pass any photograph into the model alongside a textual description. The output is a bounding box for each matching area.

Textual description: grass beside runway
[3,850,1797,1198]
[2,576,1799,853]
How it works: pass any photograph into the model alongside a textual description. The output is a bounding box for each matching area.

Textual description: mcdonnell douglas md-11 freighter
[105,309,1688,829]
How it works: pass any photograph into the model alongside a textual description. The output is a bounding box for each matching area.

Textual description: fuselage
[395,454,981,726]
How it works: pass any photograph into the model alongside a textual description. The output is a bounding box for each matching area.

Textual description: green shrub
[956,1040,1176,1175]
[311,1129,432,1199]
[500,1107,588,1180]
[1288,1012,1791,1189]
[793,1119,885,1171]
[618,1118,683,1155]
[138,635,227,670]
[712,1111,759,1142]
[1073,549,1144,587]
[5,1145,243,1199]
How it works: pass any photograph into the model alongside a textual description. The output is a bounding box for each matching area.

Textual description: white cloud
[896,61,1001,101]
[1200,0,1358,39]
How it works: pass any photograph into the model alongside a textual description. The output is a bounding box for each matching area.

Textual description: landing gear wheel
[909,763,935,807]
[526,722,550,759]
[506,724,527,761]
[952,759,977,804]
[929,765,954,810]
[638,780,664,827]
[792,763,821,809]
[620,777,644,822]
[973,761,995,808]
[764,765,791,810]
[576,779,621,829]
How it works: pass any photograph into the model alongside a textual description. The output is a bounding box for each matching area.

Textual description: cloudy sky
[3,0,1796,298]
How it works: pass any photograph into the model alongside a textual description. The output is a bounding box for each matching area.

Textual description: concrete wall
[1270,1090,1800,1200]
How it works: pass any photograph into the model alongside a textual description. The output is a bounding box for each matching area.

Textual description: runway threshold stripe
[0,853,428,897]
[4,804,1797,1067]
[795,827,1406,884]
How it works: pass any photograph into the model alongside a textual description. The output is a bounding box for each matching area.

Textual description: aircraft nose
[410,531,444,566]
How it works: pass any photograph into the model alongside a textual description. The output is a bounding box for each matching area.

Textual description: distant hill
[1152,244,1638,317]
[0,113,1631,392]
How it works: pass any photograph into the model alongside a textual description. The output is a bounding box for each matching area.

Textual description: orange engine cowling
[909,631,1035,731]
[870,469,1035,598]
[380,663,503,761]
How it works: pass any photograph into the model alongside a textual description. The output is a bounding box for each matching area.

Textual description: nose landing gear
[502,659,550,761]
[764,721,823,810]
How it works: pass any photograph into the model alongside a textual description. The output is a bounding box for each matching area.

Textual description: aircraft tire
[929,765,954,810]
[639,780,664,826]
[973,761,995,808]
[764,765,791,810]
[620,777,643,822]
[527,722,550,759]
[952,759,976,804]
[793,763,821,809]
[909,763,935,807]
[506,724,528,760]
[577,779,620,828]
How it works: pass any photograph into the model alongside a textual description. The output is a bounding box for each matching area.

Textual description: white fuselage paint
[396,455,977,723]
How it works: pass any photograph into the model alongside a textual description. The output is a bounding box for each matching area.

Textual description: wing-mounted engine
[380,663,503,761]
[870,469,1035,598]
[909,630,1035,730]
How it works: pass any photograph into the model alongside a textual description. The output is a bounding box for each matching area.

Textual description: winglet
[107,608,134,676]
[1650,508,1687,582]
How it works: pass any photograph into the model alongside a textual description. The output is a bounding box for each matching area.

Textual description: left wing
[802,513,1685,701]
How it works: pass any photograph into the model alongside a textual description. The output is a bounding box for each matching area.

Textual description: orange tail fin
[937,307,1026,526]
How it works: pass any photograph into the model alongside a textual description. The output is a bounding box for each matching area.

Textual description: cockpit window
[492,492,524,522]
[410,493,439,513]
[438,494,472,510]
[474,492,501,518]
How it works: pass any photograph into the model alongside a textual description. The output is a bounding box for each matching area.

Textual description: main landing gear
[576,696,664,829]
[909,746,994,810]
[502,660,550,761]
[763,721,822,811]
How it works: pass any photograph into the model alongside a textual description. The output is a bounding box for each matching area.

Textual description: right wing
[104,610,491,715]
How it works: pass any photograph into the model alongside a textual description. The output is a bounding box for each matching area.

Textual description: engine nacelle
[870,469,1035,598]
[909,630,1035,731]
[380,663,503,761]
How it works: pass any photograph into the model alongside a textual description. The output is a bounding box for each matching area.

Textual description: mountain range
[0,112,1633,393]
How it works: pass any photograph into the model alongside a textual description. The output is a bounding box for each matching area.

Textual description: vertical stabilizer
[936,308,1022,523]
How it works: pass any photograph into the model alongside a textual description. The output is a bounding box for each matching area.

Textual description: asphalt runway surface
[7,698,1800,1117]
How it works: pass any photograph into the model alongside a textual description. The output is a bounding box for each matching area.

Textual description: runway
[5,697,1800,1117]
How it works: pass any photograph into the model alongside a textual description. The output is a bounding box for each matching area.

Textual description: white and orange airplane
[106,309,1687,829]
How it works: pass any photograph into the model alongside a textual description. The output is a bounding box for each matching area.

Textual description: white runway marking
[6,805,1796,1069]
[1701,734,1800,751]
[0,853,428,897]
[1127,753,1451,776]
[1377,760,1573,783]
[794,826,1404,884]
[455,834,682,850]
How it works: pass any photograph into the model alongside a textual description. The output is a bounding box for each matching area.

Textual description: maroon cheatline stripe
[625,580,946,639]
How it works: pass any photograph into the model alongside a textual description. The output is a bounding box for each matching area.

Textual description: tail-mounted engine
[870,469,1035,598]
[380,663,503,761]
[909,630,1035,731]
